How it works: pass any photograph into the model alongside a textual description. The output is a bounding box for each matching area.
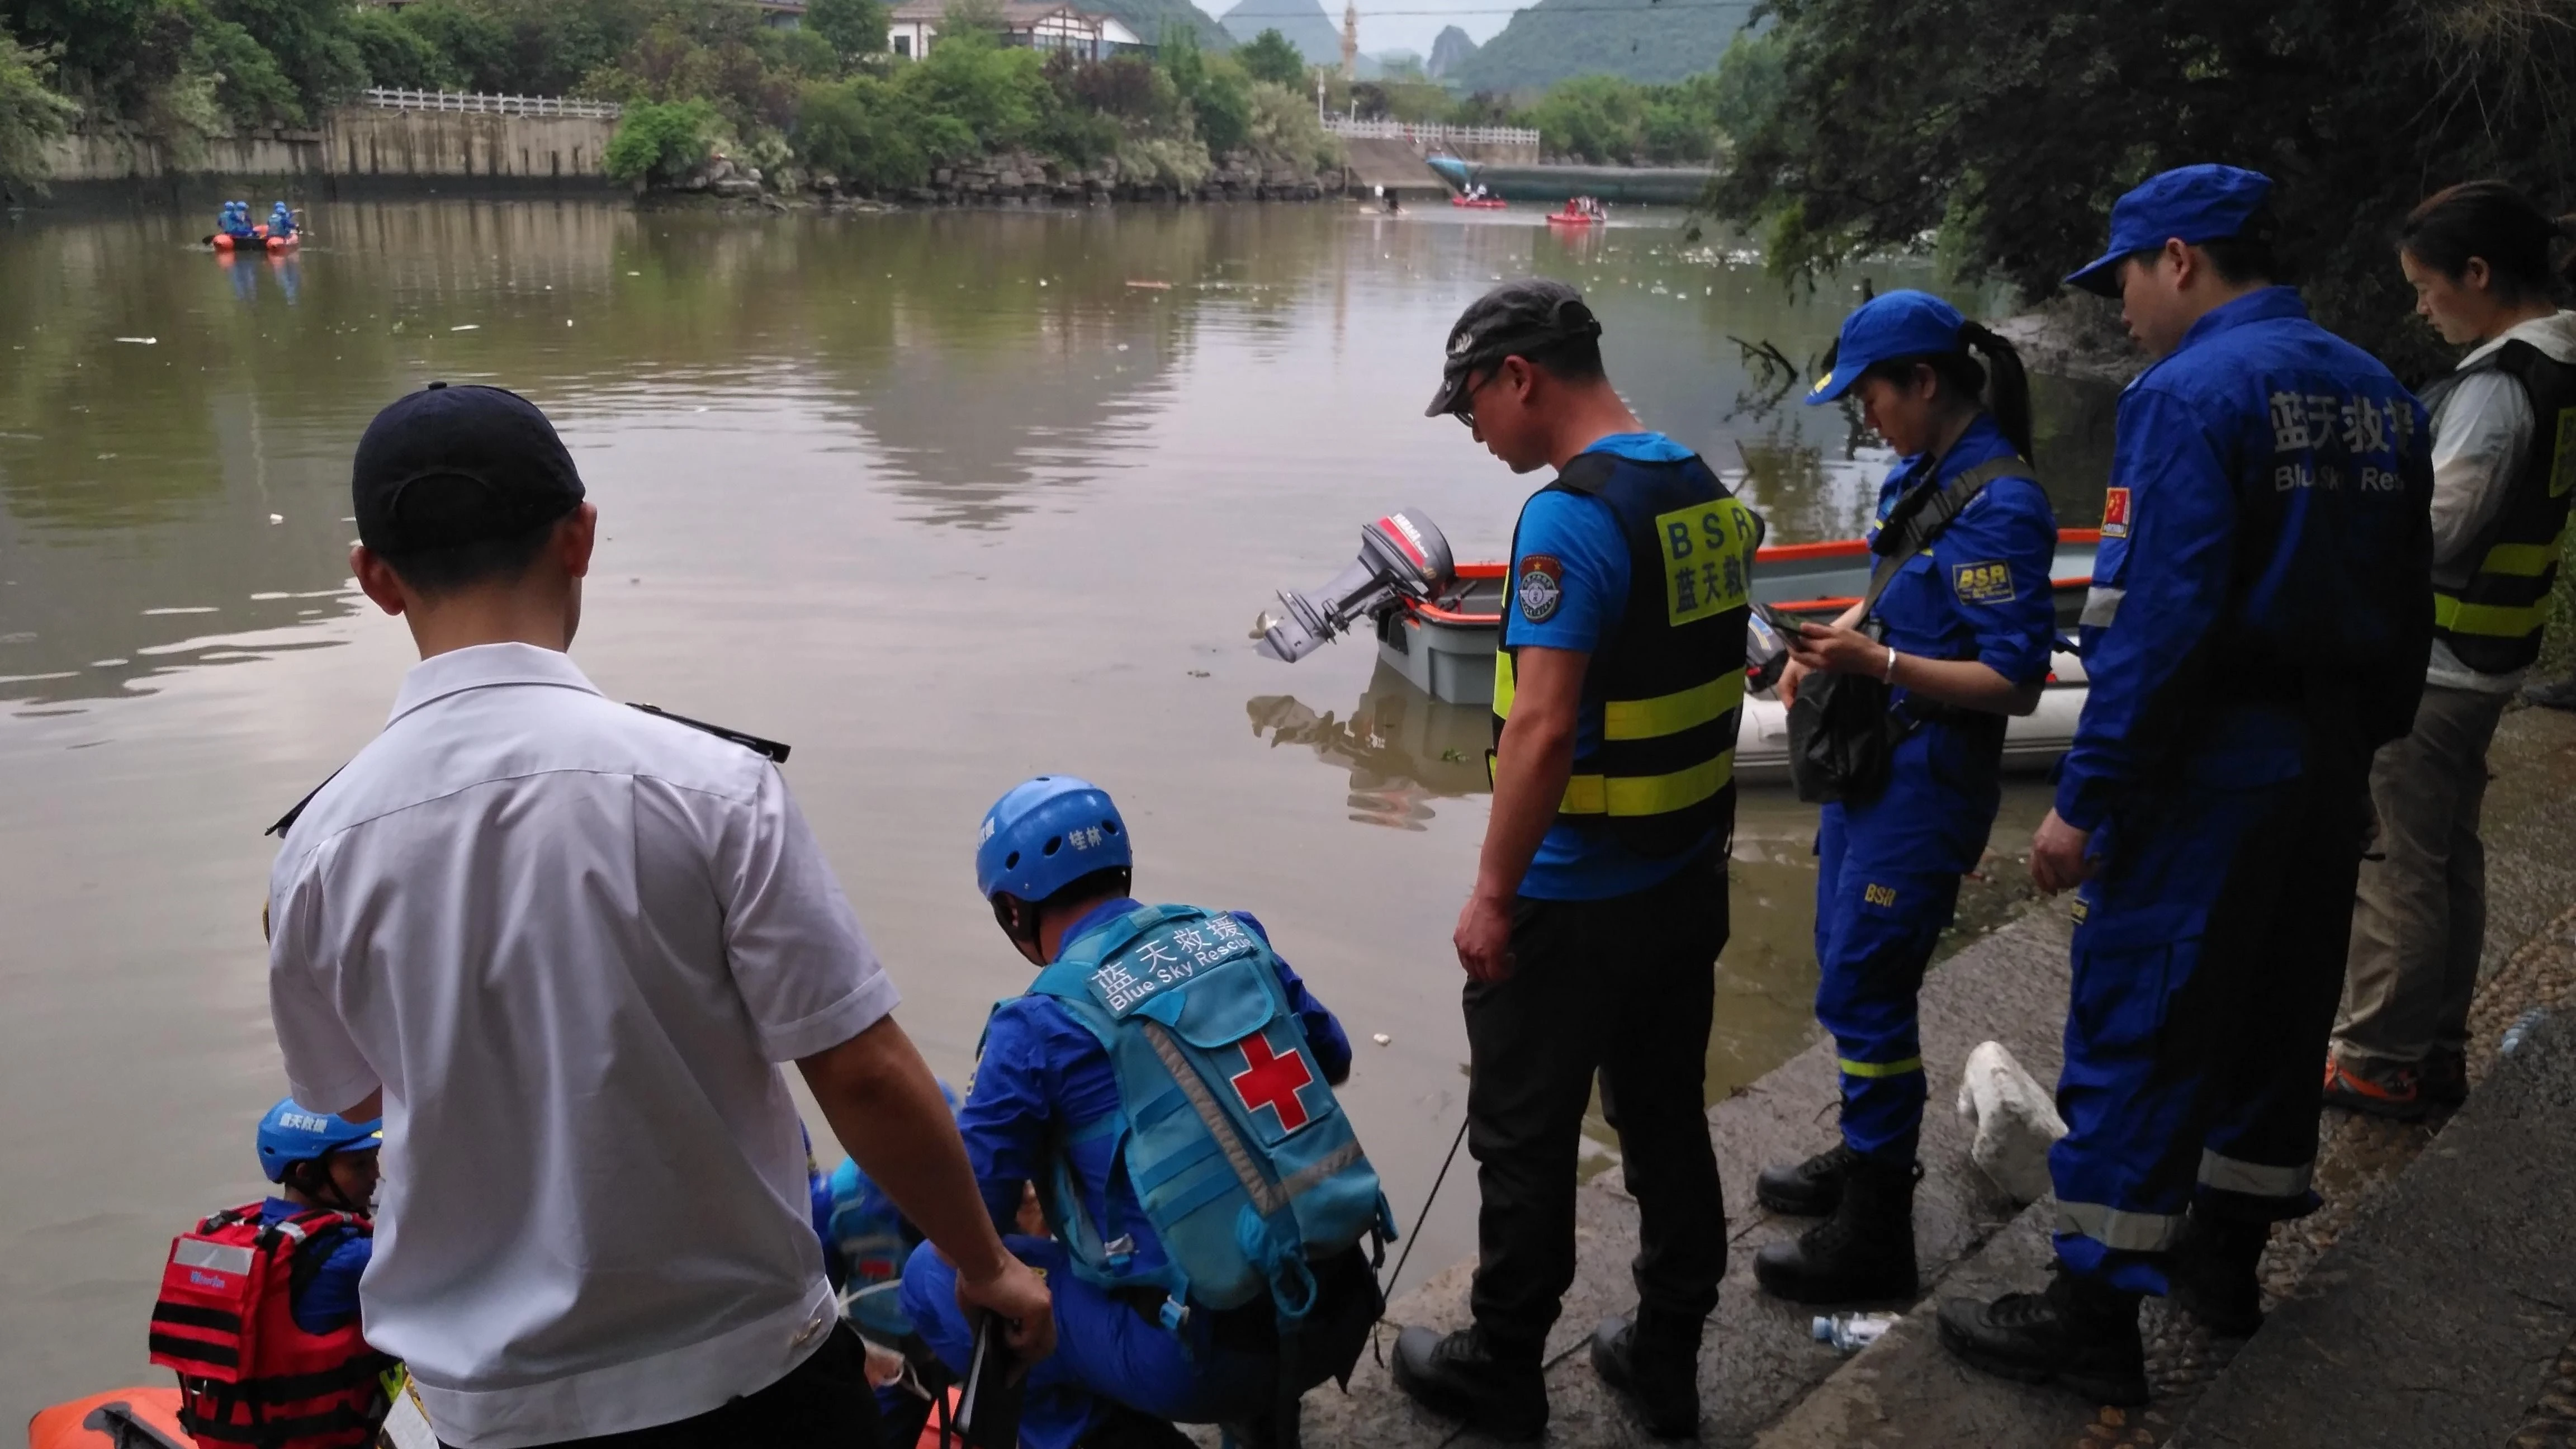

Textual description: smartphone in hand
[955,1311,1025,1449]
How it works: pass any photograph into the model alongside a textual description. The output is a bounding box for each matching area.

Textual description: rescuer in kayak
[148,1099,396,1448]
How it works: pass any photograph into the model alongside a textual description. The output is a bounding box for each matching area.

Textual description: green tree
[1710,0,2576,373]
[191,14,301,121]
[807,0,886,63]
[604,94,716,181]
[0,34,78,192]
[1233,26,1301,87]
[348,6,460,89]
[210,0,365,111]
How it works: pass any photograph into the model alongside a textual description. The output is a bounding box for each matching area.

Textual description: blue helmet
[976,775,1131,903]
[256,1097,382,1183]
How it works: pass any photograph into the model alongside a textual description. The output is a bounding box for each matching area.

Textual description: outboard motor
[1256,509,1455,662]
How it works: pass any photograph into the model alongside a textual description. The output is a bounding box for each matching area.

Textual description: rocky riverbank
[659,146,1343,210]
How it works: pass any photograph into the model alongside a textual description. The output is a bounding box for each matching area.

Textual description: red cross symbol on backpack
[1230,1032,1315,1133]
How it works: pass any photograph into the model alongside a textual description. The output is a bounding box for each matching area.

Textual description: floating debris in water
[451,324,480,332]
[1125,280,1170,290]
[1372,1033,1391,1046]
[268,514,283,524]
[115,337,157,345]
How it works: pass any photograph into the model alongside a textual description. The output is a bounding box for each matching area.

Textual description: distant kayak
[1449,195,1507,210]
[1544,209,1603,226]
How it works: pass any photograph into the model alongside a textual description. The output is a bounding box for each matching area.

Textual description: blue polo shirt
[257,1196,371,1337]
[1507,432,1724,900]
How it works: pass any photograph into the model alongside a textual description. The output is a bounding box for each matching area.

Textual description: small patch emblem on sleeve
[1952,560,2018,604]
[2101,486,2131,538]
[1517,554,1564,623]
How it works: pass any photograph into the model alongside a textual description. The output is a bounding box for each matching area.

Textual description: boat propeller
[1254,509,1456,663]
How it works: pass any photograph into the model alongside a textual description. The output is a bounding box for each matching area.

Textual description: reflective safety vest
[148,1205,395,1449]
[2428,340,2576,676]
[1026,904,1392,1328]
[1493,449,1758,857]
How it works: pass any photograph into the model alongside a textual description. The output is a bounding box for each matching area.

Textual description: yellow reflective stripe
[1837,1056,1923,1079]
[1493,651,1517,720]
[1603,669,1746,741]
[2479,534,2566,577]
[2433,591,2551,638]
[1561,772,1606,813]
[1557,750,1735,817]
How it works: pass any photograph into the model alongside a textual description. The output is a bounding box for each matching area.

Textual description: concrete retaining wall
[1342,135,1537,192]
[37,107,623,197]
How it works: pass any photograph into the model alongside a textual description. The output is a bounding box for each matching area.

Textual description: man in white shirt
[267,382,1053,1449]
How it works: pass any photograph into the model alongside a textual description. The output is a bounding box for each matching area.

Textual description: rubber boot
[1389,1324,1546,1442]
[1752,1151,1917,1304]
[2168,1213,2268,1337]
[1936,1267,2148,1406]
[1755,1142,1859,1216]
[1589,1310,1701,1439]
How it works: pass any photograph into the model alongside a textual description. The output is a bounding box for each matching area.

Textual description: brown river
[0,198,2116,1420]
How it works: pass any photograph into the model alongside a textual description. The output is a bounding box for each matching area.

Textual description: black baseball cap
[352,382,586,555]
[1423,279,1605,418]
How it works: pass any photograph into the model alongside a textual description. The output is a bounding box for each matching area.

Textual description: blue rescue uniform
[2048,287,2432,1292]
[900,899,1352,1449]
[1816,415,2057,1158]
[257,1197,371,1337]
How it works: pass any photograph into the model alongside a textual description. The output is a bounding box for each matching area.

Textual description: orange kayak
[26,1386,195,1448]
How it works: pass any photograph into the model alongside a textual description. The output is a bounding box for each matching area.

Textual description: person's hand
[1787,621,1890,679]
[861,1339,906,1390]
[955,1253,1057,1362]
[1777,656,1811,707]
[2029,809,2096,895]
[1455,891,1515,982]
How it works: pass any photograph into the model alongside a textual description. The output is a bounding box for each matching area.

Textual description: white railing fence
[1320,117,1540,148]
[360,88,624,120]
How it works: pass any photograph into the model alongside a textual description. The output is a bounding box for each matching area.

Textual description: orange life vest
[148,1204,394,1449]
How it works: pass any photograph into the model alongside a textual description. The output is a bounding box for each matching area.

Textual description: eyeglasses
[1450,368,1496,429]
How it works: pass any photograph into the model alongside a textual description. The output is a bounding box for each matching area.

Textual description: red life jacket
[148,1203,394,1449]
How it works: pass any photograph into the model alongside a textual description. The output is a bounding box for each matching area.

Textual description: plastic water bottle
[2501,1007,2549,1057]
[1811,1311,1898,1355]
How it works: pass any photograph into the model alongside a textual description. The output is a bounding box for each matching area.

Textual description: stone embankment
[1293,702,2576,1447]
[34,107,619,198]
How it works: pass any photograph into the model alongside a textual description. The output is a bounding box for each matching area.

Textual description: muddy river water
[0,199,2116,1418]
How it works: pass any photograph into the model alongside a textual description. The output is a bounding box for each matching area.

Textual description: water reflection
[1247,662,1490,830]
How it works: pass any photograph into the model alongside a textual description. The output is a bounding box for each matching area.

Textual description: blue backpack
[1027,903,1393,1329]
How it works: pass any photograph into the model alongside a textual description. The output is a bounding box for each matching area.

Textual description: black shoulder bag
[1786,455,2033,804]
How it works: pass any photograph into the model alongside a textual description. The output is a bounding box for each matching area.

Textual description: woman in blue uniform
[1752,290,2060,1305]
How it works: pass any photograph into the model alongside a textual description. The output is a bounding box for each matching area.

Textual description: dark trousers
[1464,849,1730,1351]
[441,1323,882,1449]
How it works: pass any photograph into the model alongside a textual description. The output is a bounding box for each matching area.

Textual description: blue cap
[1804,290,1967,405]
[2064,164,2274,295]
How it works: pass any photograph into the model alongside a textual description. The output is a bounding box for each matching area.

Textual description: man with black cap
[1938,167,2432,1400]
[1388,282,1757,1441]
[264,383,1055,1449]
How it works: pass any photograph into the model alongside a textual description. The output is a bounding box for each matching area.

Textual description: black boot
[1589,1312,1701,1439]
[1389,1324,1546,1442]
[1755,1142,1860,1215]
[1936,1267,2147,1406]
[1752,1152,1917,1304]
[2168,1213,2268,1337]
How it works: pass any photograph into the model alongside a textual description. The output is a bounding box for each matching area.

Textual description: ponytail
[1958,321,2034,460]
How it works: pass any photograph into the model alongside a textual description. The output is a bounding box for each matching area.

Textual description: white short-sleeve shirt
[267,642,898,1448]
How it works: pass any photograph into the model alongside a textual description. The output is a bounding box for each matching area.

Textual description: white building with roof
[885,1,1145,60]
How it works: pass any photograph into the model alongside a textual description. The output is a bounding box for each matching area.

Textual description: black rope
[1369,1113,1470,1367]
